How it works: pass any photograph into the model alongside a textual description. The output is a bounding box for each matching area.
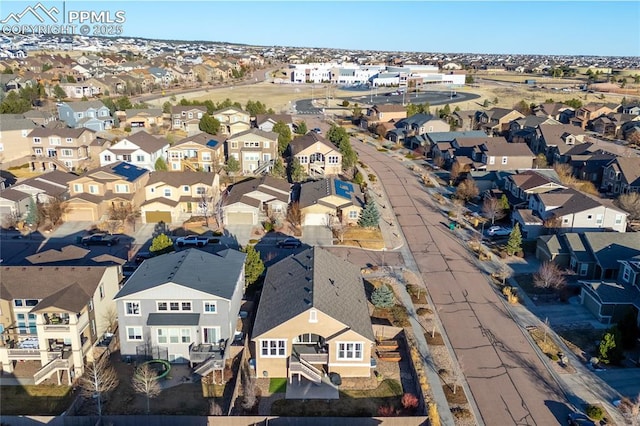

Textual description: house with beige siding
[140,171,219,224]
[118,109,164,130]
[475,108,525,136]
[213,107,251,137]
[360,104,408,130]
[226,129,278,174]
[221,176,290,226]
[64,162,149,222]
[298,178,364,227]
[28,127,96,172]
[290,133,342,177]
[480,141,535,171]
[252,247,375,382]
[0,266,120,384]
[0,114,37,163]
[167,133,225,172]
[171,106,206,134]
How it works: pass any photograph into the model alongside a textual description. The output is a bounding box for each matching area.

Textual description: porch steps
[34,358,70,385]
[252,159,275,175]
[290,357,322,385]
[194,356,224,377]
[309,163,325,177]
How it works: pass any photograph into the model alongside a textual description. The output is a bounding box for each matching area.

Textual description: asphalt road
[351,142,571,425]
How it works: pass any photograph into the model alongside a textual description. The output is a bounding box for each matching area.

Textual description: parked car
[567,412,596,426]
[276,237,302,249]
[312,127,322,134]
[175,235,210,247]
[81,233,120,246]
[485,226,512,237]
[134,251,152,264]
[122,264,137,278]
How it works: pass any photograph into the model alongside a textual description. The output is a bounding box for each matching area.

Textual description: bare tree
[482,196,506,225]
[455,178,479,202]
[2,210,20,229]
[132,363,162,414]
[449,161,466,184]
[79,355,119,416]
[533,261,567,290]
[209,398,224,416]
[495,264,512,285]
[332,221,347,243]
[108,202,140,231]
[286,202,302,228]
[103,220,121,235]
[543,214,562,233]
[433,154,445,169]
[241,363,257,411]
[40,196,69,227]
[101,306,118,335]
[619,394,640,426]
[616,192,640,221]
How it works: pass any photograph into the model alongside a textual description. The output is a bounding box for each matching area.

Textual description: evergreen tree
[242,245,264,289]
[270,157,285,179]
[53,85,67,100]
[225,156,240,179]
[25,197,39,227]
[358,200,380,228]
[506,223,522,255]
[294,121,307,135]
[272,121,292,155]
[340,139,357,171]
[199,114,220,135]
[499,194,510,210]
[371,284,395,308]
[598,327,623,364]
[154,157,168,171]
[288,157,305,183]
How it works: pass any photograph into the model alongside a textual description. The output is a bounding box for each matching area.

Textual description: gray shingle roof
[582,232,640,270]
[0,114,37,131]
[290,132,338,154]
[61,100,108,112]
[252,247,374,342]
[114,248,245,300]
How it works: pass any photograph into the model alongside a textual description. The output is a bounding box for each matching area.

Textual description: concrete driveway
[48,221,93,239]
[223,225,254,248]
[302,226,333,247]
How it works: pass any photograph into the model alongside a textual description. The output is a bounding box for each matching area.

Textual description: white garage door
[304,213,329,226]
[227,212,255,225]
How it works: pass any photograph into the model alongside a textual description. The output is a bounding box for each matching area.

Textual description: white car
[486,226,512,237]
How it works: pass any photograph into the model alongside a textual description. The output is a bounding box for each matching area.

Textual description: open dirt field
[147,78,638,116]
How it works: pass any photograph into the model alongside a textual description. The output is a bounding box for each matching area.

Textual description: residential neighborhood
[1,24,640,426]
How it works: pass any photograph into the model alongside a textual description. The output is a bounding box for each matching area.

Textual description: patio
[285,376,339,400]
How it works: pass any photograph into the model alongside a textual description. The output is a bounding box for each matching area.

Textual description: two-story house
[28,127,96,171]
[140,171,220,224]
[57,100,114,132]
[167,132,225,172]
[386,114,449,145]
[298,178,364,227]
[508,115,559,145]
[480,141,536,171]
[226,129,278,174]
[213,107,251,137]
[64,162,149,222]
[524,188,628,237]
[504,169,566,207]
[221,176,291,226]
[0,266,120,384]
[579,256,640,325]
[533,102,573,122]
[114,248,246,369]
[252,247,375,382]
[99,131,170,171]
[601,157,640,195]
[290,133,342,177]
[170,106,206,134]
[475,108,525,136]
[532,123,589,159]
[0,114,37,163]
[254,114,294,133]
[360,104,408,131]
[571,103,618,130]
[118,108,164,130]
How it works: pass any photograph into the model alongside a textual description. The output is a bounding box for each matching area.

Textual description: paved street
[352,141,571,425]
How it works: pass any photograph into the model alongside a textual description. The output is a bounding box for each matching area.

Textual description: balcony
[294,344,329,364]
[189,342,224,363]
[7,348,41,360]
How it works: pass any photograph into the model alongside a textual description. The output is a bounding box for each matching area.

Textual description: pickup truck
[81,233,120,246]
[175,235,210,247]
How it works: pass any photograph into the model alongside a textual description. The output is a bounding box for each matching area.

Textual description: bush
[586,405,604,421]
[341,100,350,107]
[416,307,432,316]
[391,304,409,327]
[548,353,559,361]
[451,407,472,420]
[124,126,132,132]
[368,173,377,183]
[401,393,419,411]
[263,221,274,232]
[378,405,397,417]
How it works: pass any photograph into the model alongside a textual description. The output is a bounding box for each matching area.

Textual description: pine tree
[25,197,39,227]
[358,200,380,228]
[242,245,264,289]
[371,284,395,308]
[506,223,522,256]
[288,157,305,183]
[270,158,285,179]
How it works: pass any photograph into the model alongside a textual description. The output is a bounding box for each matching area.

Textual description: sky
[3,1,640,57]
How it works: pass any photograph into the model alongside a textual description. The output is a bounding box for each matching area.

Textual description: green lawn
[270,379,404,417]
[269,377,287,393]
[0,385,73,415]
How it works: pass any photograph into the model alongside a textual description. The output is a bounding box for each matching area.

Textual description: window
[202,153,211,161]
[66,137,73,143]
[114,184,128,193]
[157,329,167,344]
[196,187,206,195]
[299,156,308,164]
[170,302,180,311]
[264,141,270,149]
[33,137,41,144]
[104,154,111,162]
[337,342,363,360]
[49,137,61,145]
[488,156,495,165]
[328,156,339,165]
[127,326,143,341]
[164,189,172,197]
[73,184,82,193]
[563,218,570,224]
[501,157,508,165]
[261,339,286,357]
[14,299,23,307]
[244,141,260,148]
[125,301,140,316]
[88,299,94,311]
[157,302,168,311]
[202,327,219,344]
[181,328,191,343]
[136,155,144,162]
[122,154,132,162]
[204,301,217,313]
[579,263,588,276]
[615,214,623,225]
[183,185,190,192]
[587,215,593,220]
[230,142,238,149]
[596,214,603,225]
[348,210,358,219]
[309,309,317,323]
[25,299,38,307]
[89,185,98,194]
[169,328,180,343]
[34,148,42,155]
[181,302,192,311]
[188,112,193,119]
[622,266,631,283]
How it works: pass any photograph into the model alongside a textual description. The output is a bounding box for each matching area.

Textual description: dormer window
[622,265,631,283]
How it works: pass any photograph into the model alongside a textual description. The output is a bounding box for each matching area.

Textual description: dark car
[276,237,302,249]
[134,251,152,264]
[567,412,596,426]
[81,233,120,246]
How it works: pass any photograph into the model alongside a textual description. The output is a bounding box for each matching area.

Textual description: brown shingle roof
[147,171,216,187]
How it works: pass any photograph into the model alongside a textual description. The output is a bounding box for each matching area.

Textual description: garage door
[145,211,172,223]
[65,208,96,221]
[304,213,329,226]
[227,212,254,225]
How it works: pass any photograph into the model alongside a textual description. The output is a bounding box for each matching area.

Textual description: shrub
[371,284,395,308]
[548,353,559,361]
[377,405,397,416]
[401,393,419,411]
[586,405,604,421]
[124,126,132,132]
[417,307,432,316]
[341,100,350,107]
[263,221,274,232]
[451,407,472,420]
[368,173,377,182]
[150,233,175,255]
[391,305,409,327]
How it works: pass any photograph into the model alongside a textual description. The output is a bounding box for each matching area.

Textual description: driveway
[223,225,254,248]
[48,221,93,239]
[301,226,333,247]
[353,141,570,425]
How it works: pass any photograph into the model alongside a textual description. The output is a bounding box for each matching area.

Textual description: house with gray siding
[57,100,113,132]
[114,248,246,367]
